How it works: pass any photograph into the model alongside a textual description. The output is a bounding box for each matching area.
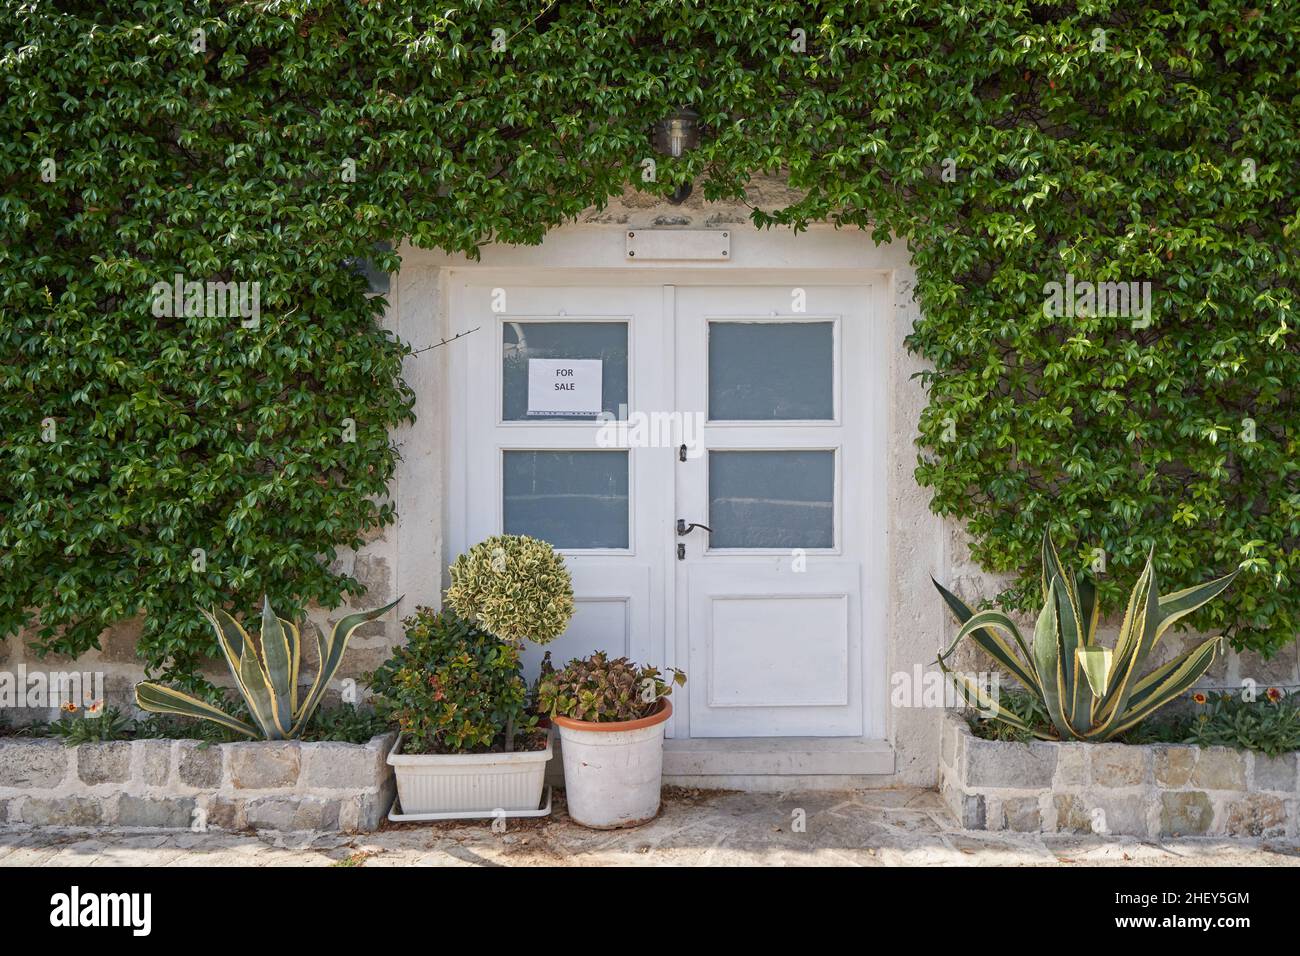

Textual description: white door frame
[445,264,892,771]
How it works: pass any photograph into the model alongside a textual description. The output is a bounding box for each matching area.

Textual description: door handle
[676,519,712,536]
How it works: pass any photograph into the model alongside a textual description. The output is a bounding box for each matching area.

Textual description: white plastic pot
[387,732,552,816]
[553,699,671,829]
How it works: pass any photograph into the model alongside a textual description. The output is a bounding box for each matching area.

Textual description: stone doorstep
[940,711,1299,840]
[0,733,396,834]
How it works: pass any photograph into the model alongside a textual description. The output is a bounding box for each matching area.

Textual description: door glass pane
[503,321,628,421]
[708,321,834,420]
[709,450,834,548]
[503,450,629,549]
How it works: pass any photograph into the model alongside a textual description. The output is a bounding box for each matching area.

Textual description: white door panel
[687,562,863,736]
[674,285,878,737]
[457,284,671,686]
[518,563,653,680]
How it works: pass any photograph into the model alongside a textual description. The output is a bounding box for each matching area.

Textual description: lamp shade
[652,108,701,158]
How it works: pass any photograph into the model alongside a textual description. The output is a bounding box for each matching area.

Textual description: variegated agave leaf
[934,531,1238,742]
[137,594,401,740]
[933,577,1039,691]
[936,654,1051,739]
[1076,646,1113,698]
[291,599,401,737]
[134,682,258,739]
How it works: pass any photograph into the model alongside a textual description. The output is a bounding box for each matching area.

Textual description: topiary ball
[445,534,575,645]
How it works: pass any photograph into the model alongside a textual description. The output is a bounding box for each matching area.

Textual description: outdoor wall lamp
[653,107,700,158]
[652,108,700,204]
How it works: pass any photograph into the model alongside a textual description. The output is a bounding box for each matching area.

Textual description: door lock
[676,519,712,536]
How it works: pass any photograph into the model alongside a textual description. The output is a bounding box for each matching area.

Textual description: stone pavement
[2,788,1297,866]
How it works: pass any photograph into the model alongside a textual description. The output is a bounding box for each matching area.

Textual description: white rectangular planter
[387,732,552,816]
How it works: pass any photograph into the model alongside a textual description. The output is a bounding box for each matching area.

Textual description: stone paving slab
[1,788,1297,867]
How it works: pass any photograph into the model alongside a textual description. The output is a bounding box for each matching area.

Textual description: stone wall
[939,711,1297,838]
[0,733,396,833]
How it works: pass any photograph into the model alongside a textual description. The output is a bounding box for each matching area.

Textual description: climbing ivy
[2,0,1297,678]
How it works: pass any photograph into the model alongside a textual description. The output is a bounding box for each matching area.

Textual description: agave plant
[934,532,1237,741]
[135,596,400,740]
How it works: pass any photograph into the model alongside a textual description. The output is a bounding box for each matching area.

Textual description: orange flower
[1191,691,1208,705]
[60,701,78,714]
[85,699,103,715]
[1266,687,1285,703]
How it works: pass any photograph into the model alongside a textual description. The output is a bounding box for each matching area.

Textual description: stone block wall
[0,733,396,832]
[939,712,1297,838]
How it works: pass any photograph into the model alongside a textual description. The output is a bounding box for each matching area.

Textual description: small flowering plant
[49,702,131,744]
[1182,687,1300,757]
[366,607,541,754]
[1192,687,1286,708]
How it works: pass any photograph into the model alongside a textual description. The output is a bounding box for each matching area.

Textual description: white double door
[457,281,884,739]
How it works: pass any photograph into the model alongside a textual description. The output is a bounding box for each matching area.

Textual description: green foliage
[134,711,245,744]
[35,702,386,745]
[535,651,685,724]
[135,595,399,739]
[135,702,387,743]
[367,607,539,754]
[985,689,1300,757]
[1130,690,1300,757]
[131,681,252,741]
[937,531,1236,741]
[966,690,1051,744]
[446,536,574,646]
[302,703,393,745]
[3,1,1299,674]
[48,705,133,744]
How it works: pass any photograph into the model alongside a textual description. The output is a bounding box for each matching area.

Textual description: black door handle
[676,519,712,536]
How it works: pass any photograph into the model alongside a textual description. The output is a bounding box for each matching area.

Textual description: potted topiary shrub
[445,533,575,748]
[535,652,686,829]
[369,607,553,818]
[371,534,576,819]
